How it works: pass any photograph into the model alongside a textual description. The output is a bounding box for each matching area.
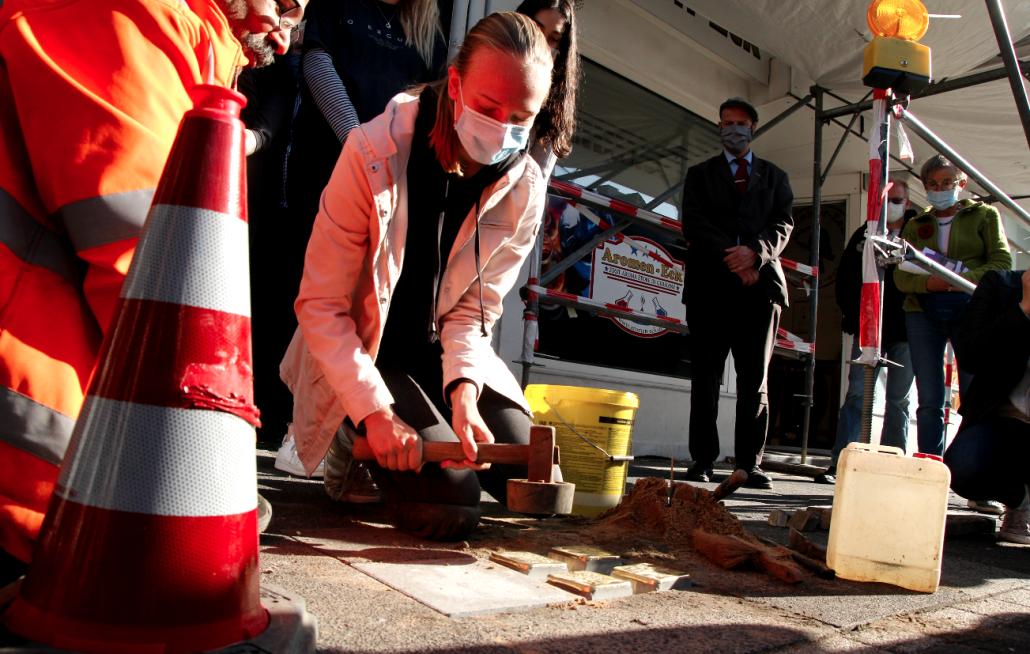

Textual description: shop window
[537,60,719,378]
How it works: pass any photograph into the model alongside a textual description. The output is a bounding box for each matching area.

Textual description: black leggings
[944,417,1030,508]
[365,370,532,540]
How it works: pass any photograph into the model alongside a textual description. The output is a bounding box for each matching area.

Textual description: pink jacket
[281,91,545,474]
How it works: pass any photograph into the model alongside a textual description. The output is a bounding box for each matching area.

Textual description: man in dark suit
[944,269,1030,544]
[681,97,794,489]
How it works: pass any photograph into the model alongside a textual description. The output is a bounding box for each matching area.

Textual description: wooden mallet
[351,425,575,515]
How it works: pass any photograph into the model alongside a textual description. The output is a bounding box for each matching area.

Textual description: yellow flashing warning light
[867,0,929,41]
[863,0,932,93]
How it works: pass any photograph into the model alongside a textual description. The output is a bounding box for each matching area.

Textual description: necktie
[733,157,749,193]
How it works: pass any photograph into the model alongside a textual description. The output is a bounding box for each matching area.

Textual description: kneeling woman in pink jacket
[290,12,553,540]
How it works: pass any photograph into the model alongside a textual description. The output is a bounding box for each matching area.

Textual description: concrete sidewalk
[257,452,1030,654]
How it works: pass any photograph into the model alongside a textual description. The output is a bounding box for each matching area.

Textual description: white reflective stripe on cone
[57,396,257,516]
[121,204,251,317]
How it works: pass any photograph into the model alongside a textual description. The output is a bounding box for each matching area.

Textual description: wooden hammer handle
[350,426,558,483]
[351,437,531,466]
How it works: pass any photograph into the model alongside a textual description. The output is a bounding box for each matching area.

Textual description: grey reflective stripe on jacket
[0,188,83,284]
[59,187,154,252]
[0,386,74,466]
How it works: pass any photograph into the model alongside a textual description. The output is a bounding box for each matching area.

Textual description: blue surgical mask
[454,80,530,166]
[926,188,960,211]
[721,124,752,155]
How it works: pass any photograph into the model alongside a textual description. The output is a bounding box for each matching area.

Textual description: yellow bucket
[525,384,639,517]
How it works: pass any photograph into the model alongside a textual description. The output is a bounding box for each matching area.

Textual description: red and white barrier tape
[548,179,816,280]
[528,284,813,356]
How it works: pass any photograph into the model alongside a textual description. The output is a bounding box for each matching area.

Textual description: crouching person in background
[944,269,1030,544]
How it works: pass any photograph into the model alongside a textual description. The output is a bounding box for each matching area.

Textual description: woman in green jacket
[895,155,1012,457]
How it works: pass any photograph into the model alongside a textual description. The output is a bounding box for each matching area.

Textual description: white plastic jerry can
[826,442,951,593]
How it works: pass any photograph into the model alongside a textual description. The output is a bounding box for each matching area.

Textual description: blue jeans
[905,293,973,457]
[831,340,914,465]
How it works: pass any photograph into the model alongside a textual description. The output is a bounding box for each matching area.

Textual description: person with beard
[680,97,794,490]
[0,0,307,584]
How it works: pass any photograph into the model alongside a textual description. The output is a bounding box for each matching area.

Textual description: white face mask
[886,200,907,222]
[453,80,530,166]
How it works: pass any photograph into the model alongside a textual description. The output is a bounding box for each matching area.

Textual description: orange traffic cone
[4,85,269,653]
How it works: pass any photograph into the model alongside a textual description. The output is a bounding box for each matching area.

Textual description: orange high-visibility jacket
[0,0,245,562]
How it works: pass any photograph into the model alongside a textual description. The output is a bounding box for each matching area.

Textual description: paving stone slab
[808,505,833,530]
[948,593,1030,618]
[847,607,997,653]
[993,586,1030,608]
[768,509,791,527]
[749,557,1030,630]
[351,556,576,617]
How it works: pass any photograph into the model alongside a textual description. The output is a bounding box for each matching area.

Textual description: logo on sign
[590,234,685,337]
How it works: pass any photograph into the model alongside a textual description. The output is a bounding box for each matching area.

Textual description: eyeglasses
[925,179,961,191]
[275,0,304,31]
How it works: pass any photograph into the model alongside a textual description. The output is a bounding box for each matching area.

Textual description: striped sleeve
[303,48,360,143]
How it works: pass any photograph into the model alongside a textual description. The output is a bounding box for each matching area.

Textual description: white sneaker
[257,493,273,534]
[967,499,1006,516]
[999,503,1030,545]
[274,426,326,478]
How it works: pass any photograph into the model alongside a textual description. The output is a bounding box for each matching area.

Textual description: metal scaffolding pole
[897,107,1030,231]
[797,93,918,177]
[985,0,1030,151]
[799,88,824,465]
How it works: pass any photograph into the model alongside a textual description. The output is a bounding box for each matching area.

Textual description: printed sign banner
[590,234,685,337]
[536,195,690,379]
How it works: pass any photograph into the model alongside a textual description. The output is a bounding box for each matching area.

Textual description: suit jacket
[680,153,794,306]
[954,269,1030,425]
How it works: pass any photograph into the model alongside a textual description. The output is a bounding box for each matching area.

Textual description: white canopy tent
[666,0,1030,251]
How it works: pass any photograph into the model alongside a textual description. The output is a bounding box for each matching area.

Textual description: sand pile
[589,477,754,545]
